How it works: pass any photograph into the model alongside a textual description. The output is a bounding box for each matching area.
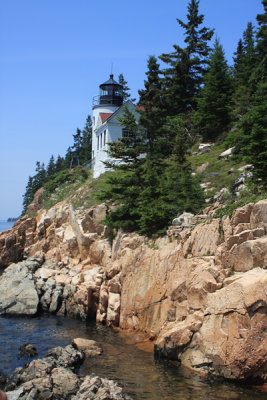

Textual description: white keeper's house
[91,74,139,179]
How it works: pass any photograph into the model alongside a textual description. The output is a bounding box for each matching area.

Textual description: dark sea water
[0,220,14,233]
[0,315,265,400]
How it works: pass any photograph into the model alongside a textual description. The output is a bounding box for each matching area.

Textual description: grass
[42,167,91,210]
[189,143,247,202]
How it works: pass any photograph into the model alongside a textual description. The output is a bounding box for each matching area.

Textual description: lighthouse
[91,74,138,178]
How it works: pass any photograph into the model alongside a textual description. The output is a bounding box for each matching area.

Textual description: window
[104,130,106,146]
[100,133,102,148]
[97,136,99,150]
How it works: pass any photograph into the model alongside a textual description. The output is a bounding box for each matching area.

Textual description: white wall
[92,102,140,178]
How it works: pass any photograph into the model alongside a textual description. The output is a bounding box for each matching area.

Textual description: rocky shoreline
[0,190,266,384]
[2,343,131,400]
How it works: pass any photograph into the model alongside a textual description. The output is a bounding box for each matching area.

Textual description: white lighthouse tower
[91,74,138,178]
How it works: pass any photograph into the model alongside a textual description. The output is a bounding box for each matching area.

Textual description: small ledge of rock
[72,338,103,357]
[218,147,234,159]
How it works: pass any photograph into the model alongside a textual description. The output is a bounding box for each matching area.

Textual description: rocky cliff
[0,190,266,383]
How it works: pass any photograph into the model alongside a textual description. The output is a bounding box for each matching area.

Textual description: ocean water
[0,220,14,233]
[0,315,266,400]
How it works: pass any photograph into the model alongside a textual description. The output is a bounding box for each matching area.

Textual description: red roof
[99,112,113,123]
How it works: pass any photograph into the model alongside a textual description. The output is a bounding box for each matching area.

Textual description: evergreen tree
[98,106,146,233]
[233,38,244,79]
[160,0,214,114]
[46,155,56,178]
[32,162,46,192]
[64,147,73,169]
[162,115,204,218]
[138,56,166,157]
[72,128,82,161]
[118,73,131,102]
[194,38,233,141]
[232,23,256,118]
[79,115,92,165]
[22,176,34,214]
[235,1,267,187]
[55,155,64,173]
[22,162,46,214]
[137,158,167,236]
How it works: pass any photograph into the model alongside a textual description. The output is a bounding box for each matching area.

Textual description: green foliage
[160,0,214,114]
[138,56,167,157]
[98,107,146,233]
[43,167,90,209]
[161,115,205,218]
[228,1,267,187]
[194,38,233,141]
[22,162,46,214]
[70,116,92,166]
[118,73,135,102]
[44,166,89,194]
[46,155,56,178]
[99,110,204,237]
[232,23,256,120]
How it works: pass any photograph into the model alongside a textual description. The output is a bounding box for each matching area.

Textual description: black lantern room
[99,74,123,106]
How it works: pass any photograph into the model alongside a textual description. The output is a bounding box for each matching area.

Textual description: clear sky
[0,0,263,219]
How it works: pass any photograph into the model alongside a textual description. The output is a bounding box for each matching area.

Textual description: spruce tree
[232,23,256,119]
[79,115,92,165]
[46,155,56,178]
[64,147,73,169]
[22,162,46,214]
[194,38,233,141]
[162,115,204,218]
[22,176,34,214]
[118,73,136,103]
[235,0,267,187]
[138,56,166,157]
[98,106,146,233]
[160,0,214,114]
[55,155,64,173]
[118,73,131,102]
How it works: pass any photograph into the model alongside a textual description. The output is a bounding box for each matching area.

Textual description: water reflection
[0,315,265,400]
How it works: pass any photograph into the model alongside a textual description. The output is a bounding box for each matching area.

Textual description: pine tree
[79,115,92,165]
[64,147,73,169]
[55,155,64,173]
[118,73,131,102]
[160,0,214,114]
[32,162,46,193]
[22,176,34,214]
[235,1,267,187]
[162,115,204,218]
[46,155,56,178]
[138,56,166,157]
[232,23,256,119]
[194,38,233,141]
[22,162,46,214]
[98,106,146,233]
[233,38,244,79]
[137,158,167,236]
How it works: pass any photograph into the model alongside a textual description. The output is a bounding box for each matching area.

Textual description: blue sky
[0,0,263,219]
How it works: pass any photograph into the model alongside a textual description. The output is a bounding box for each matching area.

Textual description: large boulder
[0,256,43,315]
[180,269,266,381]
